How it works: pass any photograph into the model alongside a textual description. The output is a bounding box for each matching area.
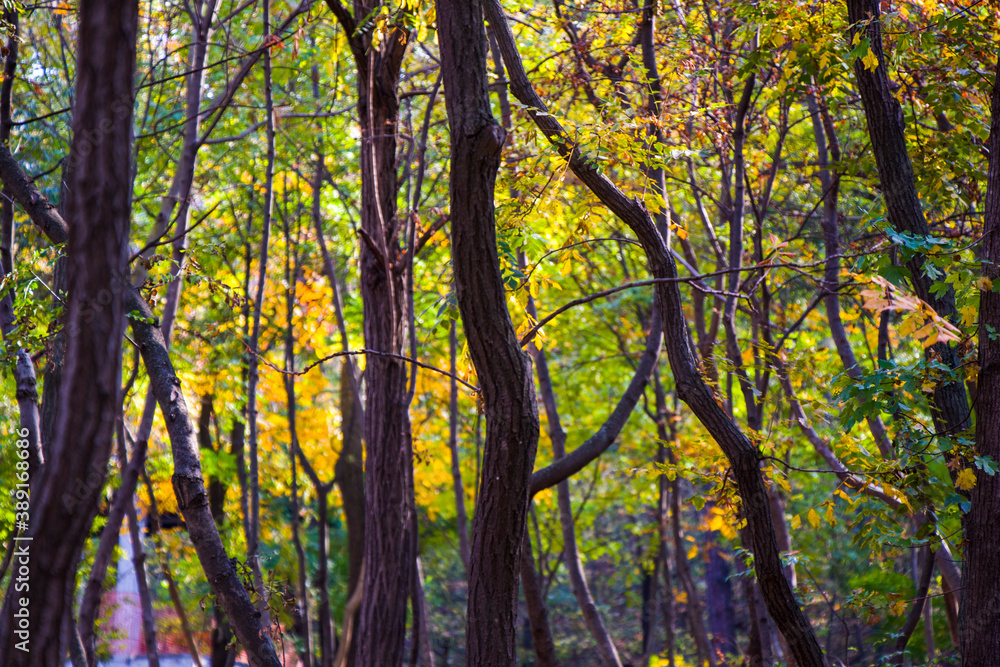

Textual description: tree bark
[0,0,138,659]
[845,0,969,439]
[966,51,1000,667]
[312,152,365,666]
[436,0,541,662]
[520,531,558,667]
[891,547,935,666]
[323,0,414,659]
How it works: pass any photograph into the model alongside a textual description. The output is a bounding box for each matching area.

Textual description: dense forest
[0,0,997,664]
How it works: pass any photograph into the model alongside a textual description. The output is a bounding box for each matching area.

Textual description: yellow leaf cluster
[955,467,977,491]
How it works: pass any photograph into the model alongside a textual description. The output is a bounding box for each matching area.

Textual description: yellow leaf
[978,277,993,292]
[790,514,801,530]
[807,508,820,530]
[890,600,908,617]
[824,504,836,527]
[676,226,688,240]
[863,47,879,72]
[956,467,977,491]
[960,304,978,327]
[852,32,861,46]
[687,545,698,560]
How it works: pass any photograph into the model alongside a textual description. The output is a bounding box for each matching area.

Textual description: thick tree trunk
[321,0,415,660]
[966,52,1000,667]
[0,0,138,659]
[845,0,969,439]
[436,0,541,662]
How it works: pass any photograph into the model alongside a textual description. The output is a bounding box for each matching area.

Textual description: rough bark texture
[845,0,969,438]
[128,287,281,666]
[322,0,413,660]
[436,0,541,662]
[483,3,824,664]
[0,90,279,667]
[966,52,1000,667]
[0,0,138,659]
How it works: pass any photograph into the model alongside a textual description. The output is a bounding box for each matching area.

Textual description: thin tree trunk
[77,0,217,642]
[0,11,44,485]
[126,501,159,667]
[892,547,935,666]
[520,530,559,667]
[448,320,471,576]
[658,448,675,667]
[409,555,435,667]
[654,375,715,667]
[805,87,893,458]
[284,218,312,667]
[141,466,203,667]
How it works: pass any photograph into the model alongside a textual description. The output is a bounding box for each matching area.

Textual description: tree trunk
[0,0,138,658]
[845,0,969,439]
[0,53,280,667]
[321,0,415,659]
[313,150,365,667]
[966,51,1000,667]
[436,0,541,662]
[245,0,278,625]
